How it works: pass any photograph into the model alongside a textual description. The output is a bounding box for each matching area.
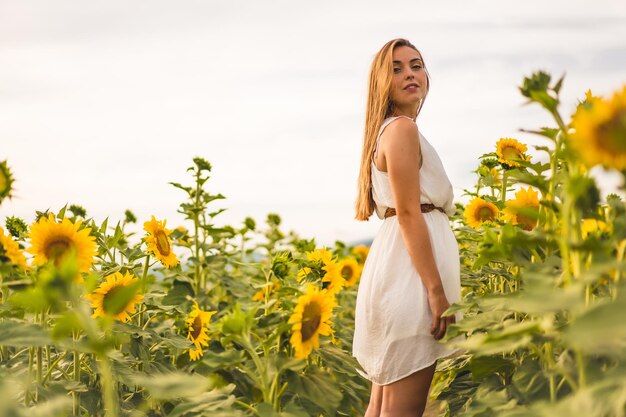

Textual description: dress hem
[354,347,463,386]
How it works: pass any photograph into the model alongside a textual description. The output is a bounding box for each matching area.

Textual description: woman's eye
[393,68,401,73]
[412,65,422,70]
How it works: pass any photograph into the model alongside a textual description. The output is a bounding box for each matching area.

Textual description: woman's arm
[379,118,455,340]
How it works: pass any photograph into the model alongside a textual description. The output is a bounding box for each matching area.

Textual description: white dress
[352,115,462,385]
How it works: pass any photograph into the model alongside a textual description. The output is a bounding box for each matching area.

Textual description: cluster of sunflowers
[430,77,626,417]
[285,246,366,359]
[0,210,222,354]
[463,84,626,234]
[463,137,541,231]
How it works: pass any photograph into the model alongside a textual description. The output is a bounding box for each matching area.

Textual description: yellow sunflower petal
[351,245,370,264]
[27,214,97,273]
[289,285,335,359]
[185,301,216,360]
[306,248,334,265]
[570,85,626,170]
[464,198,499,229]
[496,138,530,168]
[0,227,27,270]
[322,261,346,295]
[143,216,179,268]
[338,257,362,288]
[86,272,144,322]
[503,187,541,231]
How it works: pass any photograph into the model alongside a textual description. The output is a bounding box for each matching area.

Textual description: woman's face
[390,46,428,110]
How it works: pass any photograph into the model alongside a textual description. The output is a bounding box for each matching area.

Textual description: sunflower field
[0,70,625,417]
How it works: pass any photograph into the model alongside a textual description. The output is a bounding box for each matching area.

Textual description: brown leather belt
[384,204,445,218]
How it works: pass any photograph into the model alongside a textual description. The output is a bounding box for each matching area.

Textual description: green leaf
[131,372,211,400]
[19,395,73,417]
[468,356,515,381]
[286,367,343,414]
[163,280,194,305]
[563,290,626,355]
[101,279,141,317]
[167,384,240,417]
[454,321,541,357]
[256,403,279,417]
[0,320,51,347]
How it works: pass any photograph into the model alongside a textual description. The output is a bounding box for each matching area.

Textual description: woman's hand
[427,289,455,340]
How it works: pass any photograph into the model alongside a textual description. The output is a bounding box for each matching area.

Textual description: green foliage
[432,71,626,416]
[2,71,625,417]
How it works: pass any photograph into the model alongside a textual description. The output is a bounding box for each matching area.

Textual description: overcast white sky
[1,0,625,246]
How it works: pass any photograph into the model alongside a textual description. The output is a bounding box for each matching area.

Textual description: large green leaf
[454,321,541,356]
[0,320,51,347]
[563,291,626,356]
[167,385,240,417]
[131,372,211,400]
[285,367,343,415]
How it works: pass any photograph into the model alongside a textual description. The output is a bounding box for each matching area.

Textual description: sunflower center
[477,206,495,221]
[102,285,131,315]
[155,231,171,256]
[502,146,522,161]
[190,315,203,340]
[301,302,322,342]
[44,237,73,262]
[341,265,354,280]
[597,109,626,153]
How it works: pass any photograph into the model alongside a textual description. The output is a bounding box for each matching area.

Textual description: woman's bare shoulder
[380,117,420,149]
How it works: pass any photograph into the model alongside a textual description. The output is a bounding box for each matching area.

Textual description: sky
[1,0,625,247]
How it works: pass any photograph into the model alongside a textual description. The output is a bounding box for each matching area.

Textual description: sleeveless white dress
[352,115,462,385]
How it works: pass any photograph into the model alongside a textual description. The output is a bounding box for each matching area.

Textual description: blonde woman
[353,38,461,417]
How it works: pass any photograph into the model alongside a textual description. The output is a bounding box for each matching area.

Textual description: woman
[353,38,462,417]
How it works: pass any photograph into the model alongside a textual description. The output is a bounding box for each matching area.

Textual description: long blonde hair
[354,38,431,221]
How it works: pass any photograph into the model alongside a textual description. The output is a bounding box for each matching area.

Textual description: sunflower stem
[193,167,203,295]
[26,346,34,406]
[240,336,271,404]
[139,255,150,328]
[72,327,81,415]
[501,171,508,204]
[614,240,626,300]
[98,353,119,417]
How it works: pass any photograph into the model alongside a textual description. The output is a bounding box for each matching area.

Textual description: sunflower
[321,260,346,295]
[464,198,499,229]
[0,161,14,203]
[570,85,626,170]
[306,247,333,265]
[185,301,216,361]
[0,227,27,269]
[289,285,335,359]
[86,272,144,322]
[27,213,97,273]
[339,257,362,288]
[296,266,312,282]
[502,187,541,231]
[305,247,345,293]
[143,216,179,268]
[496,138,530,168]
[478,165,501,187]
[351,245,370,264]
[580,218,610,239]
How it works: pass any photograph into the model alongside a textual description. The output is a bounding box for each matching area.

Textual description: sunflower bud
[220,304,249,336]
[0,161,14,204]
[5,216,28,239]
